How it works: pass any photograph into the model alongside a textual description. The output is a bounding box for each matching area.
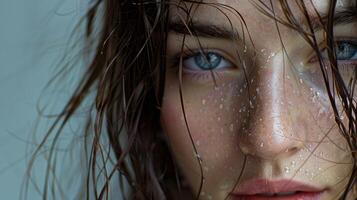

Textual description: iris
[336,41,357,60]
[194,52,222,70]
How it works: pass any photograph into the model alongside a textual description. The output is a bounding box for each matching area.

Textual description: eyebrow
[168,21,239,39]
[311,6,357,31]
[168,7,357,39]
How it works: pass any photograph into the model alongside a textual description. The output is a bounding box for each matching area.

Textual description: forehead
[169,0,356,22]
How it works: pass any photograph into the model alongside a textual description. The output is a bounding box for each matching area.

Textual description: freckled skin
[161,1,356,199]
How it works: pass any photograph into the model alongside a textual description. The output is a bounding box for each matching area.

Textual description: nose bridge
[239,53,303,160]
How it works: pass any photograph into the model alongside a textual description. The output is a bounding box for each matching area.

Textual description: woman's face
[161,0,356,199]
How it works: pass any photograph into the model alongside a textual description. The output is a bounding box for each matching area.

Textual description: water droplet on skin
[260,142,264,147]
[195,153,202,162]
[202,99,206,105]
[219,104,223,109]
[230,124,234,132]
[218,117,221,121]
[284,166,290,173]
[244,46,248,53]
[249,100,254,108]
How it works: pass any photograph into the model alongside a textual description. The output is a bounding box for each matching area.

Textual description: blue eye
[336,41,357,60]
[183,52,232,71]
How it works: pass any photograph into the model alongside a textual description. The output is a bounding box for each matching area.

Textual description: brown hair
[26,0,356,199]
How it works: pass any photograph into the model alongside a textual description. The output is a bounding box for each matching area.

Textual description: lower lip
[230,191,324,200]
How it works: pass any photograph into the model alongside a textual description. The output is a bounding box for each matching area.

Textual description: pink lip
[230,179,327,200]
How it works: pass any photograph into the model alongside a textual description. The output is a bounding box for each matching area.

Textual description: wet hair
[26,0,356,199]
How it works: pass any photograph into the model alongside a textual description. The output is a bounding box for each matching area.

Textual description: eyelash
[171,50,235,81]
[310,39,357,72]
[170,39,357,81]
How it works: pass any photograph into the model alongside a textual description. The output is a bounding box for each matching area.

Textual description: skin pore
[161,0,357,199]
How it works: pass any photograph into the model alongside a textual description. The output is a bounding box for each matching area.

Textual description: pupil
[195,53,221,70]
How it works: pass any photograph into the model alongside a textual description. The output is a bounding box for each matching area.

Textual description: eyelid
[184,50,237,72]
[308,37,357,63]
[180,48,237,68]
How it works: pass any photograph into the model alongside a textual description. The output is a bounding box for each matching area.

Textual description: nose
[238,53,304,160]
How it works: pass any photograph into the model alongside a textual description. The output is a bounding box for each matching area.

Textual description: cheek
[160,76,248,193]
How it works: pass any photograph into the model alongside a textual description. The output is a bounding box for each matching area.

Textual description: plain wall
[0,0,88,199]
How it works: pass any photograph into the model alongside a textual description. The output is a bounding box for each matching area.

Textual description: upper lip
[231,179,326,196]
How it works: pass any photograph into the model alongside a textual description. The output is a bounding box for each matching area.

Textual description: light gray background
[0,0,88,199]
